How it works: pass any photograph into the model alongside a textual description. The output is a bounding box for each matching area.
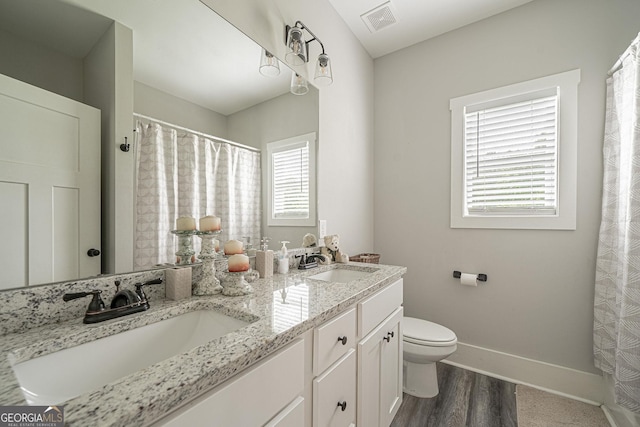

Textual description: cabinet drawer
[264,396,305,427]
[314,308,356,375]
[358,279,403,338]
[313,349,356,427]
[155,339,305,426]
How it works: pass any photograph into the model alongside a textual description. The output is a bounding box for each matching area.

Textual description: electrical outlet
[319,220,327,239]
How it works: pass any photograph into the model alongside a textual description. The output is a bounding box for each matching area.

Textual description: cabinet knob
[87,248,101,257]
[337,401,347,412]
[337,336,348,345]
[388,331,395,338]
[383,335,391,342]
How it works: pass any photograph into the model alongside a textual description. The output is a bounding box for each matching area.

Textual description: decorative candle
[224,239,244,255]
[176,216,196,231]
[228,254,250,272]
[199,215,221,231]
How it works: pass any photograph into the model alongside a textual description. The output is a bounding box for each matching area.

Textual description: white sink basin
[11,310,251,405]
[308,268,374,283]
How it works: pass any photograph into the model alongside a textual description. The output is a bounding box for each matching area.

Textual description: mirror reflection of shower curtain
[594,32,640,414]
[134,120,261,270]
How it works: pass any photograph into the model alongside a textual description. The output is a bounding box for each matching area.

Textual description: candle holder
[219,270,253,296]
[171,230,197,265]
[194,230,223,295]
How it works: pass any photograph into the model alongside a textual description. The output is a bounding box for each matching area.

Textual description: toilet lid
[403,317,457,345]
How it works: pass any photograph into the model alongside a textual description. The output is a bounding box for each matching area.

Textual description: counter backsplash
[0,247,316,336]
[0,270,165,336]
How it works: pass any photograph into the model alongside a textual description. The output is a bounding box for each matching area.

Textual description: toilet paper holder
[453,271,487,282]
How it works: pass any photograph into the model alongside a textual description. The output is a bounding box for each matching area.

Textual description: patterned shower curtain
[594,32,640,413]
[134,120,261,270]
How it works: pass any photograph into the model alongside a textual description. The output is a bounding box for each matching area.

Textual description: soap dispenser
[278,241,290,274]
[256,237,273,278]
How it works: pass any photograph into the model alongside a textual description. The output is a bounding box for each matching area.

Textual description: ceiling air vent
[361,1,398,33]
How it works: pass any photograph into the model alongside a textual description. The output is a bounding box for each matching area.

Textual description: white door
[0,73,100,289]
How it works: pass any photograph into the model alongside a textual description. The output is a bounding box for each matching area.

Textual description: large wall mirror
[0,0,319,290]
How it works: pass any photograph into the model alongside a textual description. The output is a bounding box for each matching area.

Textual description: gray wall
[0,28,83,101]
[228,89,319,246]
[373,0,640,375]
[134,81,228,139]
[83,21,134,275]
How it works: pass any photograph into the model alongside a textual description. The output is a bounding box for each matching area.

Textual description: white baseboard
[444,342,604,405]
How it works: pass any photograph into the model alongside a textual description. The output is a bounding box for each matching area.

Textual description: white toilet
[403,316,457,398]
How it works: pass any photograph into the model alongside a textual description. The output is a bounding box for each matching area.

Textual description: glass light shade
[259,49,280,77]
[285,26,306,66]
[290,73,309,96]
[314,53,333,86]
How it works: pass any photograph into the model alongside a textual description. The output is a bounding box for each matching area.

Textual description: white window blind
[272,141,310,219]
[464,92,558,216]
[450,69,579,230]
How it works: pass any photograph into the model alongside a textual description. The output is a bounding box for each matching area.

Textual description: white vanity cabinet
[152,338,306,427]
[357,279,404,427]
[150,278,404,427]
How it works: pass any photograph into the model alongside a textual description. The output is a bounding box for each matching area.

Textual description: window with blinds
[449,69,580,230]
[464,91,558,216]
[267,133,317,227]
[272,142,310,219]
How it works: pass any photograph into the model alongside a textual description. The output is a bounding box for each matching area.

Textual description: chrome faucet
[63,278,163,324]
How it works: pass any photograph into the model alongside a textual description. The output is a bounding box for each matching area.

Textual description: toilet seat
[403,317,457,347]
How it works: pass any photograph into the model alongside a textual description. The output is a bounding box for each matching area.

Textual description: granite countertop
[0,262,406,427]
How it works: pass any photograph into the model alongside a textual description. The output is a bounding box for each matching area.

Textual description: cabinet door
[357,307,403,427]
[379,308,403,426]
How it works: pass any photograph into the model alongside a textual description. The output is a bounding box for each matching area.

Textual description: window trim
[450,69,580,230]
[266,132,317,227]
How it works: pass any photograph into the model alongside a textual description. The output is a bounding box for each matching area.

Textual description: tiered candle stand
[171,230,197,265]
[219,270,253,296]
[193,230,223,295]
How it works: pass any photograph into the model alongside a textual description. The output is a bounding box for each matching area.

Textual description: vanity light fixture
[259,49,280,77]
[284,21,333,86]
[290,72,309,96]
[285,26,307,65]
[314,53,332,86]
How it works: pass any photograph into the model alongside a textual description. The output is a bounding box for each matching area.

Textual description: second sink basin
[308,267,375,283]
[11,309,252,405]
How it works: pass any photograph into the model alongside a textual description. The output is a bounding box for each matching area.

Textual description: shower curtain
[134,120,261,270]
[594,32,640,413]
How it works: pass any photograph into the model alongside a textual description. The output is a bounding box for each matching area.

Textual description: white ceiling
[328,0,536,58]
[0,0,536,115]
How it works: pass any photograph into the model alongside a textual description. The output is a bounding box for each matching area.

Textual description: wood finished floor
[390,363,518,427]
